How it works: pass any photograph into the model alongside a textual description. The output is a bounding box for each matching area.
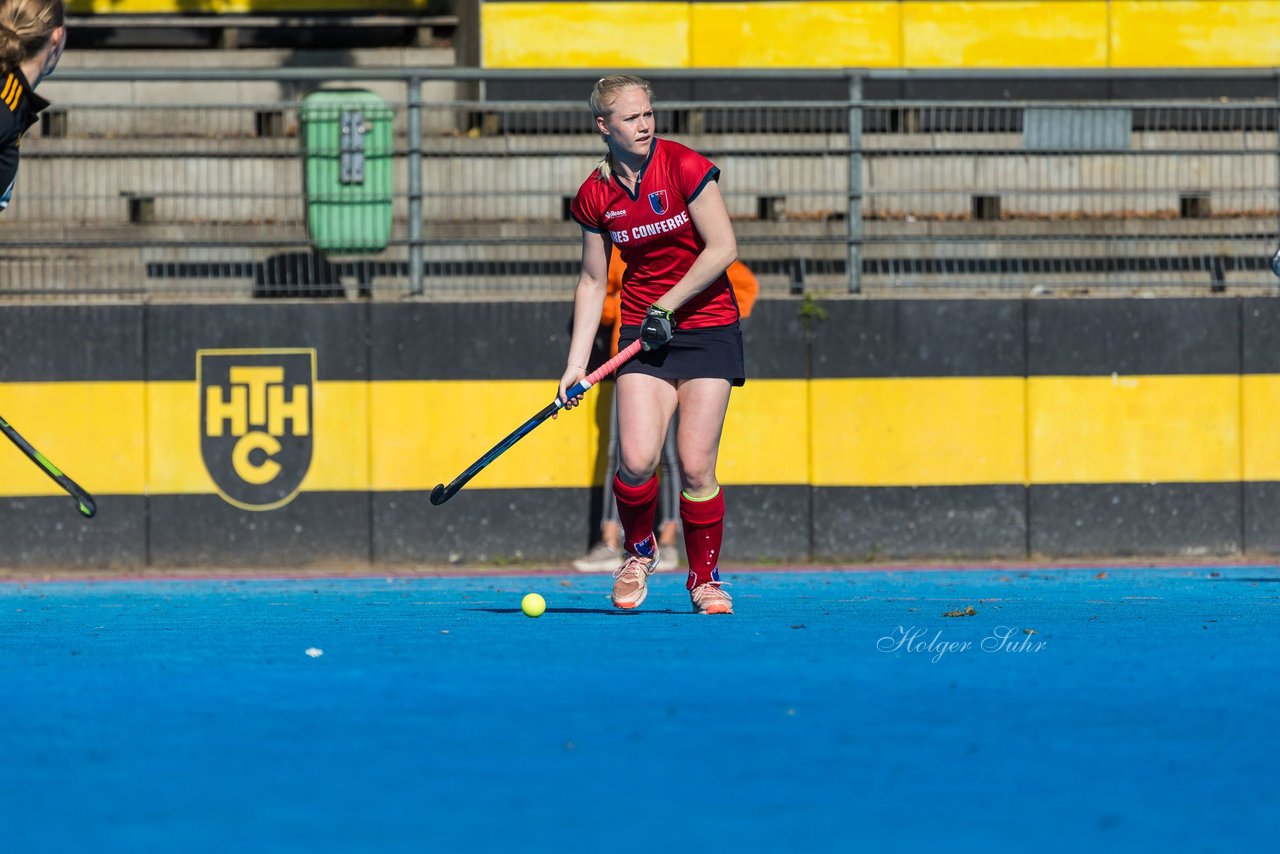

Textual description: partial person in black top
[0,0,64,212]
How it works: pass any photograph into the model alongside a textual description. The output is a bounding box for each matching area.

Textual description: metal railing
[5,67,1279,300]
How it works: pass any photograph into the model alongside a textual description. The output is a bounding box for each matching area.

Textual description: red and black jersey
[570,138,738,329]
[0,67,49,212]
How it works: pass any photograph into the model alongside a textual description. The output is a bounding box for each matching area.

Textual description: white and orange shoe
[690,581,733,615]
[611,542,660,609]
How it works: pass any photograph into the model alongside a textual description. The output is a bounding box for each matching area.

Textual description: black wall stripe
[0,306,145,382]
[812,485,1028,560]
[1243,482,1280,553]
[0,496,146,569]
[370,302,577,381]
[373,484,809,564]
[1028,298,1241,376]
[1029,483,1243,557]
[0,482,1266,569]
[742,299,807,380]
[147,304,369,381]
[1241,298,1280,374]
[812,299,1026,378]
[7,299,1254,385]
[147,493,370,568]
[374,489,592,563]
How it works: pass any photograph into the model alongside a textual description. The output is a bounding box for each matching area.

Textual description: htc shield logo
[198,348,315,511]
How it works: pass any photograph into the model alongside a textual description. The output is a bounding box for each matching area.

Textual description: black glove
[640,304,676,352]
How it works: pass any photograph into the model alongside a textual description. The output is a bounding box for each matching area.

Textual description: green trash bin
[300,89,394,254]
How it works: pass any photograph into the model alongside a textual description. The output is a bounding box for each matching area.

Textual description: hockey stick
[0,414,97,518]
[431,339,643,506]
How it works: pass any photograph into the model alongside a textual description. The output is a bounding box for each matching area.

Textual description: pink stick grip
[584,338,643,387]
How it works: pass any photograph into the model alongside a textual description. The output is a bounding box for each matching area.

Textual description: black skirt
[617,322,745,387]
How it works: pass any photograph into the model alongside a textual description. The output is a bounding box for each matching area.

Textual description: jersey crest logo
[648,190,669,216]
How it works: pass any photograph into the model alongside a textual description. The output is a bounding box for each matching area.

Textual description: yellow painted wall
[0,374,1268,500]
[482,2,691,68]
[0,382,146,497]
[810,377,1026,486]
[1110,0,1280,67]
[1028,375,1241,484]
[370,380,604,490]
[1241,374,1280,481]
[481,0,1280,69]
[690,2,902,69]
[902,2,1109,69]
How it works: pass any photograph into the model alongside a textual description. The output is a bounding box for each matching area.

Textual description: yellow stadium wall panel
[690,2,901,68]
[1241,374,1280,482]
[369,379,604,491]
[810,377,1027,487]
[481,2,692,68]
[718,380,811,485]
[1028,375,1241,485]
[902,1,1110,68]
[0,382,146,497]
[1111,0,1280,68]
[477,0,1280,70]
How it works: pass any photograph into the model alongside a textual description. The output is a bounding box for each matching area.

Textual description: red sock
[681,488,724,590]
[613,473,659,557]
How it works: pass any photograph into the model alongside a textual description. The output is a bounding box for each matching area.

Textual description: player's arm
[558,227,612,408]
[654,180,737,313]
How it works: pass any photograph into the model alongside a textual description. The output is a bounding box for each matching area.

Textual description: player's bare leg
[610,374,678,608]
[675,378,734,613]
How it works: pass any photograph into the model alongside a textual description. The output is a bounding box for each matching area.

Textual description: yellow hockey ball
[521,593,546,618]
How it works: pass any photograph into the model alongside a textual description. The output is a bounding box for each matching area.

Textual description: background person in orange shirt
[573,247,758,572]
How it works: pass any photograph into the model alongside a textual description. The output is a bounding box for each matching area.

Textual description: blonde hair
[0,0,63,76]
[589,74,653,181]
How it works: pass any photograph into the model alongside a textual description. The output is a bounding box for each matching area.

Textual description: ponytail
[0,0,64,76]
[0,25,22,73]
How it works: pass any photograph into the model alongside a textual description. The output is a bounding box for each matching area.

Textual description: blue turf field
[2,566,1276,853]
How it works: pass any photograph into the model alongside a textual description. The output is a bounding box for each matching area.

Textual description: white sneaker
[611,543,660,609]
[690,580,733,615]
[573,542,620,573]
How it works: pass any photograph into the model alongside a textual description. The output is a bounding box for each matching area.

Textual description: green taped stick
[0,414,96,518]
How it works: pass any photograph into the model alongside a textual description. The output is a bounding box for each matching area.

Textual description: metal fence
[4,68,1278,300]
